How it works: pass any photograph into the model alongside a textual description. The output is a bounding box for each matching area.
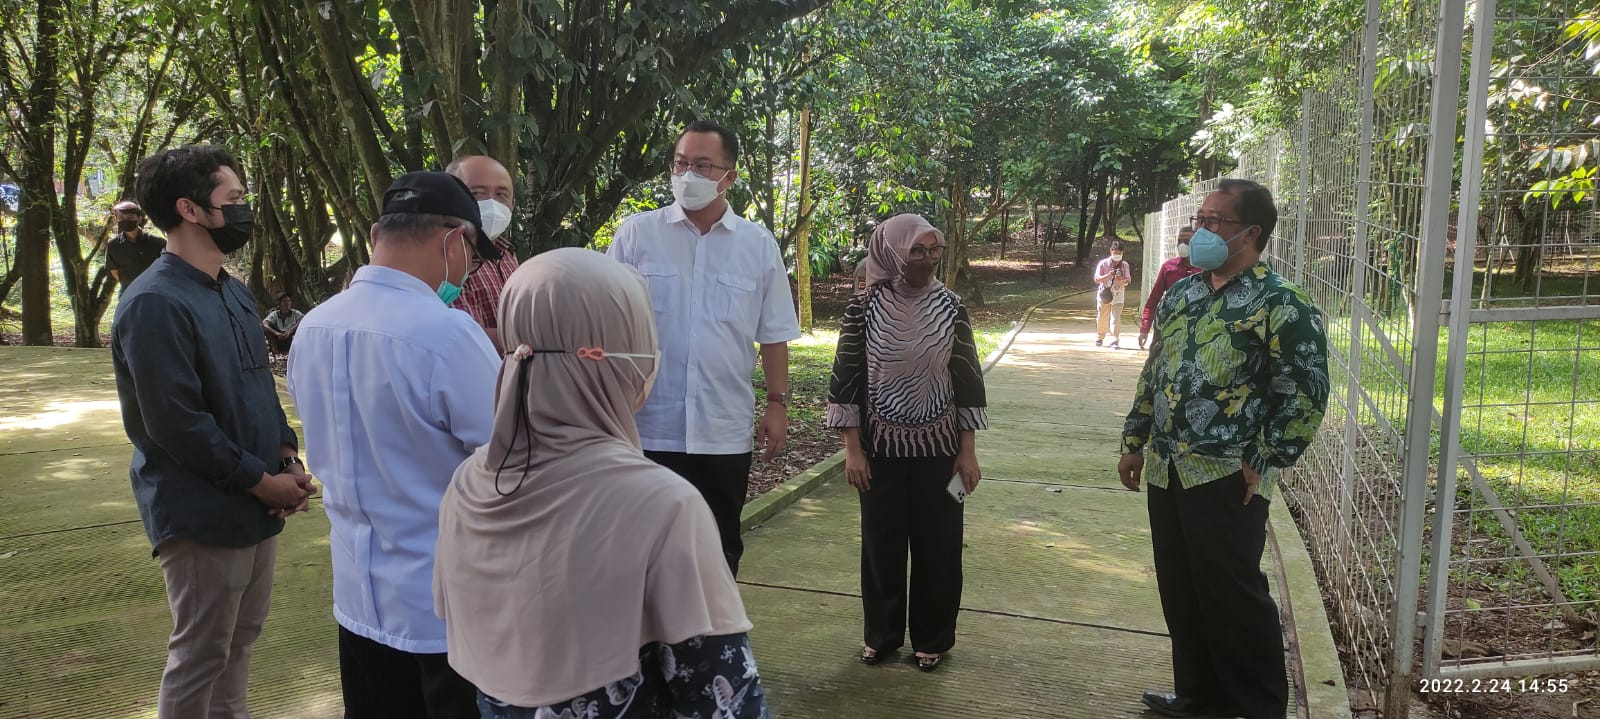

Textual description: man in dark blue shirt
[111,145,315,718]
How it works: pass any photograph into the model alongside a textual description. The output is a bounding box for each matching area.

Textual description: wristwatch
[278,456,305,473]
[766,391,790,408]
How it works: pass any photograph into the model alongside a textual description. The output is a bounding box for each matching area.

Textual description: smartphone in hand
[947,473,967,503]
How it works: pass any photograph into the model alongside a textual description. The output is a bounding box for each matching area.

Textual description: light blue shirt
[608,203,802,455]
[287,265,500,653]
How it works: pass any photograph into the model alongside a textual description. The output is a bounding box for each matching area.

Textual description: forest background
[0,0,1360,348]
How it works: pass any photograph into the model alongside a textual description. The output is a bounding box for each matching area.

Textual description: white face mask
[477,199,512,240]
[606,350,659,394]
[670,171,725,211]
[1176,243,1192,259]
[588,348,660,410]
[514,344,659,405]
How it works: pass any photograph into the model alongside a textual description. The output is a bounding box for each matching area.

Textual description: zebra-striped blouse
[825,282,988,458]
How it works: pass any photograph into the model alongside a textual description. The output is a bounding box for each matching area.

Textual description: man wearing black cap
[287,172,504,719]
[105,199,166,290]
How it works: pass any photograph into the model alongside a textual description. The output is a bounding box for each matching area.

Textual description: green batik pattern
[1120,263,1331,502]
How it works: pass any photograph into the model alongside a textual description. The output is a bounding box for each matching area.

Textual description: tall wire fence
[1143,0,1600,714]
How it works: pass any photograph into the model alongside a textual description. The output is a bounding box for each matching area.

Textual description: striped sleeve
[951,302,988,430]
[825,293,867,428]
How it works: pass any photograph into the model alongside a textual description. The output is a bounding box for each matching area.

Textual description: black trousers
[338,626,477,719]
[859,455,963,655]
[645,451,753,576]
[1147,467,1287,719]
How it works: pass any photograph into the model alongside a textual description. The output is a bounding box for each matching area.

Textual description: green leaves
[1524,166,1595,209]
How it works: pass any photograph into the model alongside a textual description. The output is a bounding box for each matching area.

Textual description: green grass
[1326,311,1600,604]
[753,330,840,429]
[0,242,115,342]
[1451,318,1600,604]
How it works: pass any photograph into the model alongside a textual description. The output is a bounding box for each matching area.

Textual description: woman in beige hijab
[434,248,771,718]
[826,213,988,672]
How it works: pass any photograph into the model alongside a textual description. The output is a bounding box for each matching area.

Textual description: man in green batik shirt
[1117,178,1329,719]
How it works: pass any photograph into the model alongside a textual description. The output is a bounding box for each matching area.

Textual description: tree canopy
[1,0,1389,345]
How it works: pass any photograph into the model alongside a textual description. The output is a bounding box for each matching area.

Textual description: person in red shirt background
[1138,225,1203,350]
[447,155,521,352]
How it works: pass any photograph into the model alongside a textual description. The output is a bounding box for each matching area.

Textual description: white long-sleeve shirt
[287,265,499,653]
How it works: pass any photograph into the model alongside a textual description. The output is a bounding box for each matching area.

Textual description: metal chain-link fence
[1142,0,1599,714]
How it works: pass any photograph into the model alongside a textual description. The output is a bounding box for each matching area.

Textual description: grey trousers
[156,536,278,719]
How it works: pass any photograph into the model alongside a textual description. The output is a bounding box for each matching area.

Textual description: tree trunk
[794,107,815,332]
[17,0,61,345]
[1041,203,1054,283]
[961,259,985,306]
[1080,172,1109,265]
[55,35,126,348]
[16,176,54,345]
[1514,204,1543,292]
[0,264,21,311]
[486,0,521,169]
[1075,157,1093,252]
[1105,182,1122,235]
[301,0,394,212]
[1199,78,1218,178]
[999,203,1009,260]
[256,6,378,251]
[942,173,967,287]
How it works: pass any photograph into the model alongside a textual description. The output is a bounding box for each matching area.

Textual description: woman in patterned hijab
[434,248,771,719]
[825,213,989,672]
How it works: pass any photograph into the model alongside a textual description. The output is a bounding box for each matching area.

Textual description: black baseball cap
[381,171,503,261]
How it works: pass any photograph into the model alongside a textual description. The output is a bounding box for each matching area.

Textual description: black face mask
[902,262,937,287]
[117,219,141,233]
[207,204,255,253]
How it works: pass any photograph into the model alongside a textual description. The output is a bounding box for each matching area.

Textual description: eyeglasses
[1189,215,1241,231]
[444,224,485,274]
[670,161,731,177]
[907,245,945,260]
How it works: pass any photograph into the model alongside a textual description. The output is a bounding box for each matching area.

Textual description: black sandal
[859,647,886,665]
[915,653,943,672]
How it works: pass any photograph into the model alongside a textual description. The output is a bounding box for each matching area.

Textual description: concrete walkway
[0,293,1350,719]
[735,293,1352,718]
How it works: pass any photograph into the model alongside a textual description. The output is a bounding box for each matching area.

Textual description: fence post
[1342,0,1382,567]
[1295,91,1312,285]
[1144,211,1158,313]
[1422,0,1495,679]
[1385,0,1468,714]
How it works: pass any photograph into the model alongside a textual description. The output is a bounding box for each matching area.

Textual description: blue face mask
[1188,226,1249,271]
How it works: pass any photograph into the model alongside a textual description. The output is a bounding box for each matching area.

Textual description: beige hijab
[434,248,751,708]
[863,213,945,294]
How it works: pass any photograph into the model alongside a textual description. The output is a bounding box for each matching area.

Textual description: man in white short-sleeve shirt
[608,120,802,576]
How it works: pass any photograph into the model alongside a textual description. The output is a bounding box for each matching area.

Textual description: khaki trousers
[1097,300,1124,343]
[157,536,277,719]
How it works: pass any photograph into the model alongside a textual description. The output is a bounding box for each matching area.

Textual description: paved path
[0,293,1349,718]
[736,293,1351,718]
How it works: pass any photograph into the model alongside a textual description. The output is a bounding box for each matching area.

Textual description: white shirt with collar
[287,264,500,654]
[607,202,802,455]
